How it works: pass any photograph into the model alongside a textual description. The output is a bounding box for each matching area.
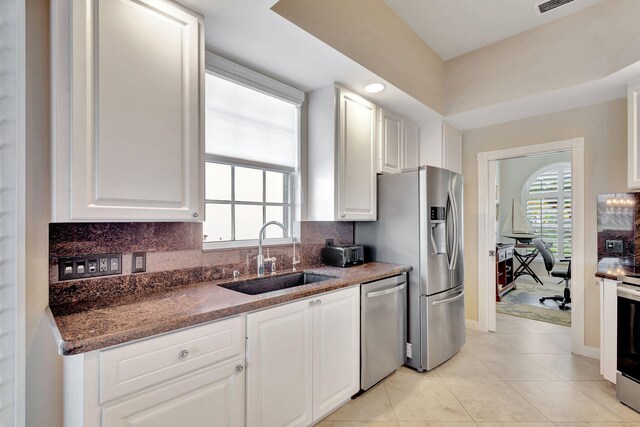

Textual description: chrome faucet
[257,221,289,277]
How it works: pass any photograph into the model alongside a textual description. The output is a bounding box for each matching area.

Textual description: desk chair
[532,238,571,311]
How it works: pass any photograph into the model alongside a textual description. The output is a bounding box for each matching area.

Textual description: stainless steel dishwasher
[361,273,407,390]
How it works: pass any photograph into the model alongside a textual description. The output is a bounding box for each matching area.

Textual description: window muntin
[203,159,293,245]
[522,162,572,259]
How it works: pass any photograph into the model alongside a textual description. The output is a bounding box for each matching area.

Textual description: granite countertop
[595,258,640,280]
[48,262,411,355]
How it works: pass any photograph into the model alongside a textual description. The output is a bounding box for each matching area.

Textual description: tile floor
[320,313,640,427]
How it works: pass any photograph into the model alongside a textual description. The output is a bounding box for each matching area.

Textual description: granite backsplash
[49,221,353,308]
[597,193,640,265]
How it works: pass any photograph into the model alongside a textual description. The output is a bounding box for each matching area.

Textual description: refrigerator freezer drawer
[420,285,466,371]
[361,274,407,390]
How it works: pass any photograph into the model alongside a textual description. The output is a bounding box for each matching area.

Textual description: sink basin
[221,272,337,295]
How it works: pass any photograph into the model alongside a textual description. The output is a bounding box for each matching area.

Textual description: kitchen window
[522,162,572,259]
[203,53,304,249]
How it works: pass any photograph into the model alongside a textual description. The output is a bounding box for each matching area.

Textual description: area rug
[496,277,571,327]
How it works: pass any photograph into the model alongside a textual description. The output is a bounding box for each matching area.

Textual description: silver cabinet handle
[179,349,189,359]
[309,300,315,307]
[192,211,199,218]
[432,290,465,306]
[235,365,244,374]
[316,299,321,305]
[367,283,406,298]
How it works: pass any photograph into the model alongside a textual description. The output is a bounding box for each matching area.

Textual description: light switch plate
[132,252,146,273]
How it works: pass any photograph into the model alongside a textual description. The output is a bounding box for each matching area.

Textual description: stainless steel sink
[221,272,337,295]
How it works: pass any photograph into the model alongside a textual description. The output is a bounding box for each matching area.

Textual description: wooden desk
[496,243,515,302]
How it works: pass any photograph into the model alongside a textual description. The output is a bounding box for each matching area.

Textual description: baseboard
[465,319,479,330]
[578,345,600,360]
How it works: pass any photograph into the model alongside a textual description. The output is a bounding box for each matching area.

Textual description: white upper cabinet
[52,0,204,221]
[443,122,463,174]
[308,84,377,221]
[378,109,402,174]
[401,119,420,171]
[628,78,640,189]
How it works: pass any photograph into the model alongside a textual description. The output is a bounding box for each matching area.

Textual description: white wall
[25,0,62,426]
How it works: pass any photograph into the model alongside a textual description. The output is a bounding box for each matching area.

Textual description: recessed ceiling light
[364,83,385,94]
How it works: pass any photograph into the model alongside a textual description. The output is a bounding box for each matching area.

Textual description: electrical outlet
[606,239,624,254]
[132,252,146,273]
[58,253,122,281]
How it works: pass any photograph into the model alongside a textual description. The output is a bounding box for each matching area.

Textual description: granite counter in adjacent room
[595,259,640,280]
[49,262,411,355]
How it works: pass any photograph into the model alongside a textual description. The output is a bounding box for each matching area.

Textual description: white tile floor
[320,313,640,427]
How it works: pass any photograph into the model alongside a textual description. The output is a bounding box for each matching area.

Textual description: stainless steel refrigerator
[355,165,465,372]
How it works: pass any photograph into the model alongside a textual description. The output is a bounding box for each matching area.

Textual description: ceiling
[179,0,622,130]
[178,0,441,125]
[384,0,605,60]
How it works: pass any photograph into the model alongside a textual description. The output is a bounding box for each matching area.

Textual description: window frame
[203,154,294,249]
[521,162,572,259]
[203,52,304,251]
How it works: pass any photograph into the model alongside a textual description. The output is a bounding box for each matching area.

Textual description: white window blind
[523,163,572,259]
[0,0,23,425]
[203,57,302,248]
[205,72,298,168]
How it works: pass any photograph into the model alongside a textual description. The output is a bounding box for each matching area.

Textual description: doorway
[495,153,572,327]
[477,138,586,356]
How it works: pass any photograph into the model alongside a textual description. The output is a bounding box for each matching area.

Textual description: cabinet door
[101,360,244,427]
[378,109,402,174]
[57,0,203,221]
[402,119,420,171]
[336,88,377,221]
[443,123,462,174]
[312,286,360,421]
[629,78,640,189]
[602,279,618,383]
[246,298,314,427]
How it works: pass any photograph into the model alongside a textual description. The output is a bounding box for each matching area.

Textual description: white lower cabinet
[102,361,244,427]
[600,278,618,383]
[246,286,360,426]
[64,316,245,427]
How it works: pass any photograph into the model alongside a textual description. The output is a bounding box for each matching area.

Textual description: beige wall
[271,0,445,113]
[25,0,62,426]
[445,0,640,115]
[463,99,627,347]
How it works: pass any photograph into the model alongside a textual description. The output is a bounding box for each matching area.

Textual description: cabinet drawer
[101,359,245,427]
[498,250,506,262]
[100,316,243,403]
[506,249,513,259]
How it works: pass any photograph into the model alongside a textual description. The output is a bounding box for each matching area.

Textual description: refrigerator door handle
[450,188,460,270]
[432,290,465,306]
[447,189,458,271]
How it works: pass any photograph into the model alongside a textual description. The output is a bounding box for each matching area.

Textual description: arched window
[522,162,572,259]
